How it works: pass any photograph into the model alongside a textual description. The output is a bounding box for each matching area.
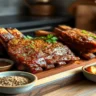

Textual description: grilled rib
[0,28,79,73]
[54,25,96,59]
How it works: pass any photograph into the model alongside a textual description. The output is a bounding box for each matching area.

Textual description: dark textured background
[0,0,76,16]
[0,0,24,16]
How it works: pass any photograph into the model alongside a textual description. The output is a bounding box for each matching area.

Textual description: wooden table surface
[43,80,96,96]
[0,80,96,96]
[0,58,96,96]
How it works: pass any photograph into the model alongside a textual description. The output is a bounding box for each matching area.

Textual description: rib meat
[54,25,96,59]
[35,26,96,59]
[0,28,79,73]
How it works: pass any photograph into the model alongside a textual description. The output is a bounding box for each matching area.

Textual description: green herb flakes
[24,34,58,43]
[24,36,28,39]
[82,30,87,34]
[47,34,53,39]
[82,30,96,39]
[24,35,33,39]
[27,35,33,39]
[29,41,35,49]
[45,34,58,43]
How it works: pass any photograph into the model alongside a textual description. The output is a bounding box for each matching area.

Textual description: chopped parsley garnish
[24,34,58,43]
[82,30,87,34]
[24,35,33,39]
[82,30,96,39]
[45,34,58,43]
[24,36,27,39]
[27,35,33,39]
[29,42,35,49]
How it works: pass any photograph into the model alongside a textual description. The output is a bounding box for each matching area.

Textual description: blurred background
[0,0,96,35]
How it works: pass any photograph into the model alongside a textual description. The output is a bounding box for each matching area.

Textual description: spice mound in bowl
[0,76,31,87]
[0,71,37,94]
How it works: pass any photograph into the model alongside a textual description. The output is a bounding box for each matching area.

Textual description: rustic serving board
[36,58,96,79]
[1,59,96,96]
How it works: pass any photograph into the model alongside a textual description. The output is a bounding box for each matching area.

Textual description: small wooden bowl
[0,58,14,72]
[82,63,96,82]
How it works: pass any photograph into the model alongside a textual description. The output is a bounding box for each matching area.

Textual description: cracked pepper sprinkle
[0,76,30,87]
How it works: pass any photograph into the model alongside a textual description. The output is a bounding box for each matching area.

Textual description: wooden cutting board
[36,58,96,79]
[44,80,96,96]
[1,59,96,96]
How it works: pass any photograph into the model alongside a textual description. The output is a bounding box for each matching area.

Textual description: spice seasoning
[0,76,30,87]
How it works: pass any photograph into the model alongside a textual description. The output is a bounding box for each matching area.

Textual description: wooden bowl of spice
[0,71,37,94]
[0,58,14,72]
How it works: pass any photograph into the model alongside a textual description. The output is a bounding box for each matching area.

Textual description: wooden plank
[1,72,83,96]
[1,59,96,96]
[43,80,96,96]
[36,58,96,79]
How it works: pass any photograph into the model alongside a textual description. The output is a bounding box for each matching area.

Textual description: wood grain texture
[0,73,83,96]
[44,80,96,96]
[1,58,96,96]
[1,79,96,96]
[36,58,96,79]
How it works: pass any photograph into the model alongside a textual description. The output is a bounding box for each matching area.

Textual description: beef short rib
[0,28,79,73]
[8,38,79,73]
[54,25,96,59]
